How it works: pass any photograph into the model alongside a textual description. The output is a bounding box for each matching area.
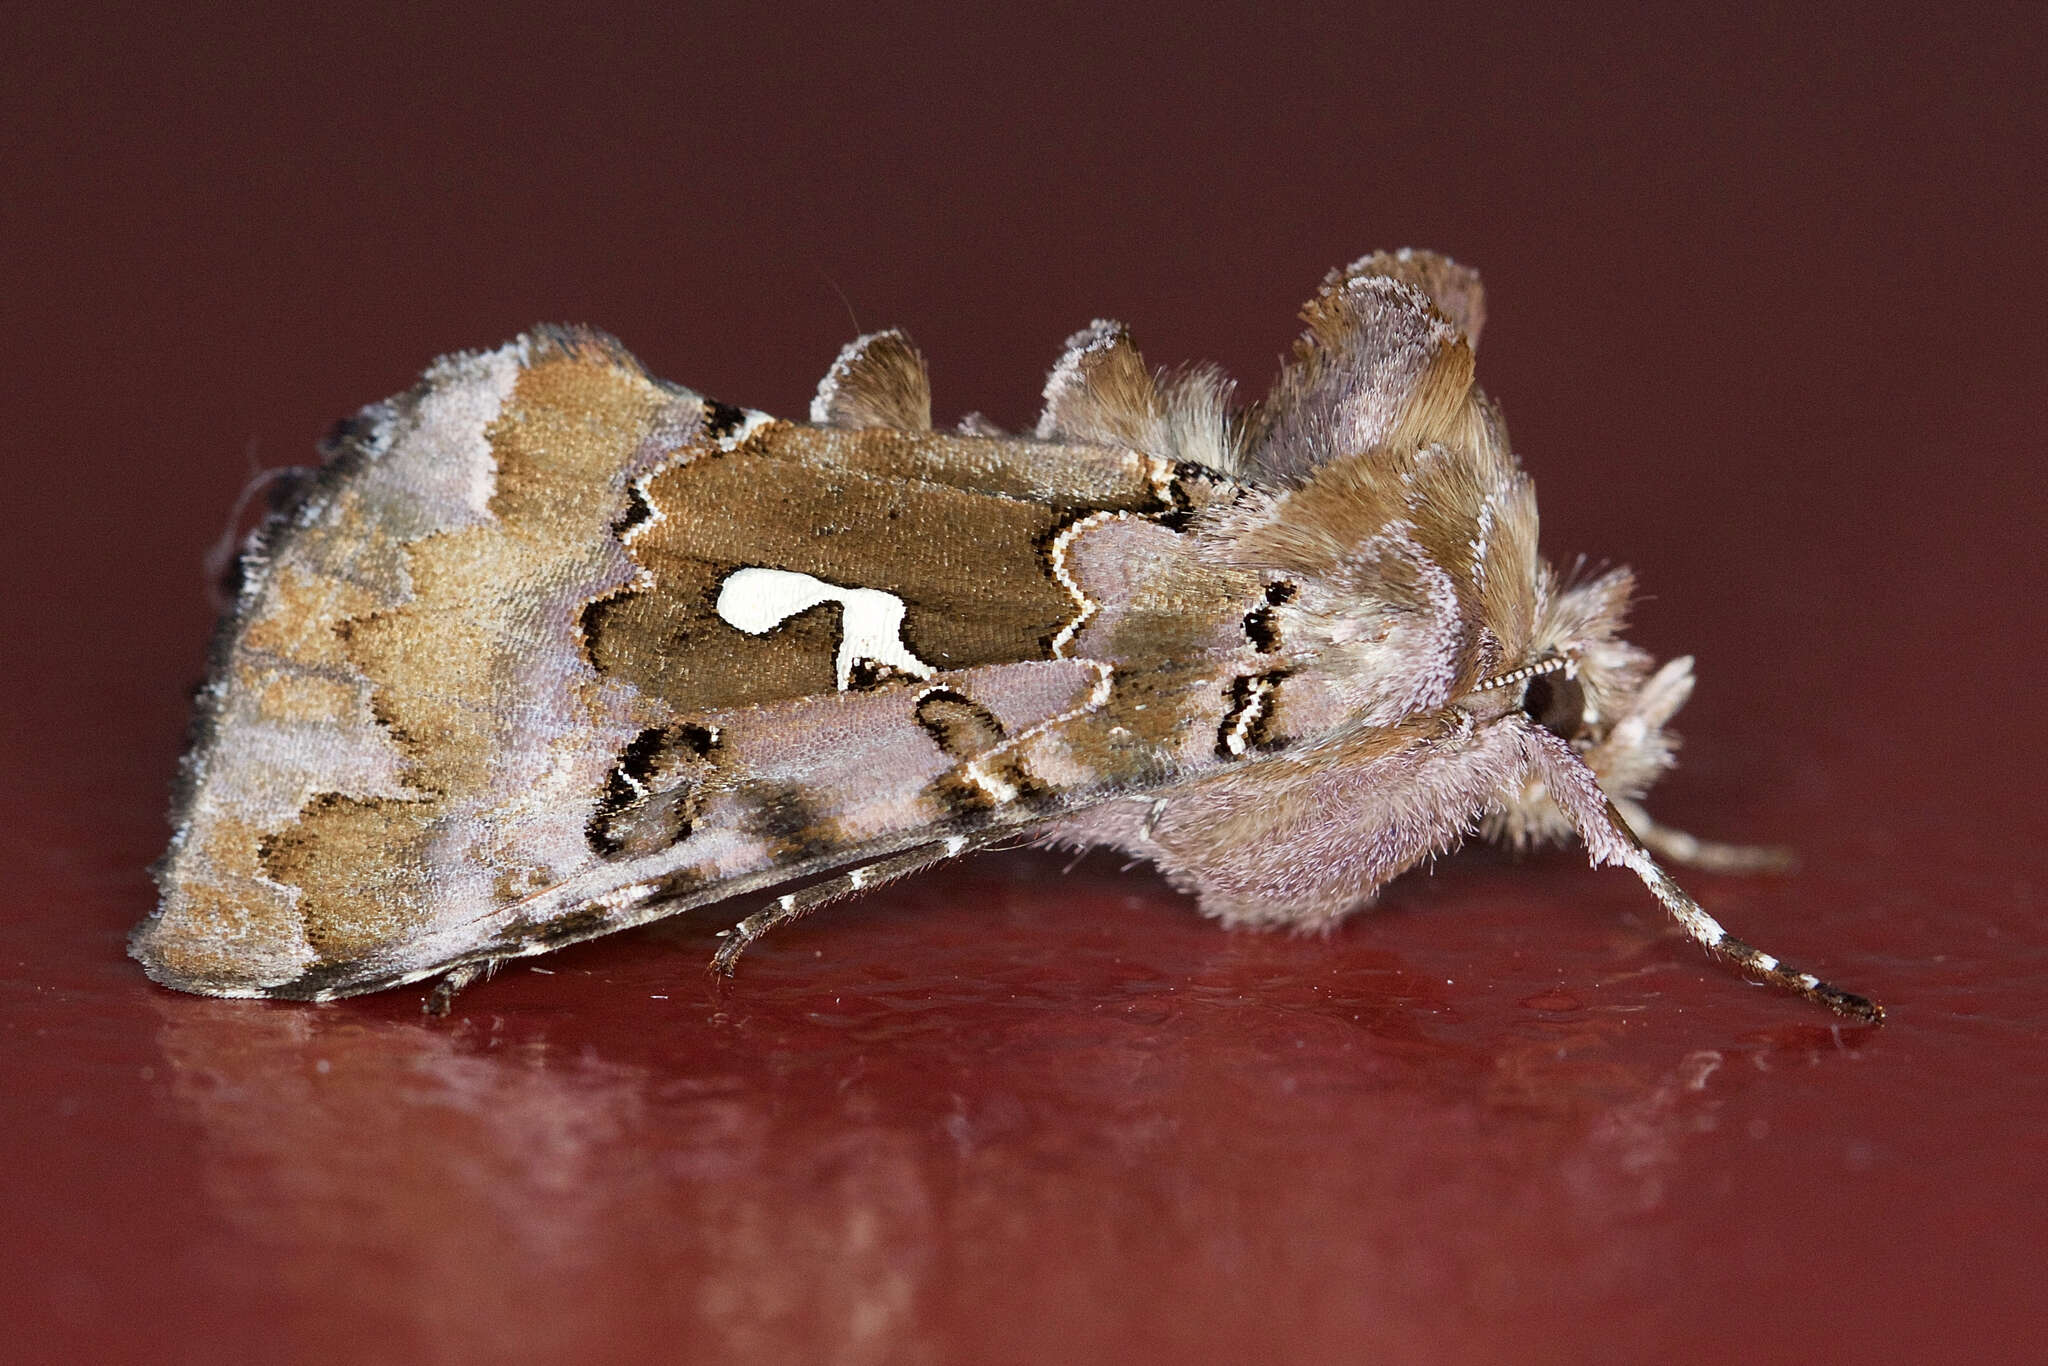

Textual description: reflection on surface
[154,1000,942,1365]
[149,861,1875,1362]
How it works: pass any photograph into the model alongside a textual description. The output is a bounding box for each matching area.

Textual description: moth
[133,250,1882,1022]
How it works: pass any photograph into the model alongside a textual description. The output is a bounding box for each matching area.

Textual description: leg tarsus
[709,899,792,977]
[423,959,494,1016]
[1613,797,1798,874]
[1712,930,1884,1023]
[1525,726,1879,1022]
[1617,826,1883,1024]
[706,832,999,977]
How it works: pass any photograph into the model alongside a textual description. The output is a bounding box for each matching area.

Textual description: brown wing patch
[584,427,1084,713]
[258,793,433,960]
[763,422,1196,509]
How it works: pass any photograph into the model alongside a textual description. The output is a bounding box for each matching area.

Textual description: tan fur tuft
[812,329,932,431]
[1246,274,1474,482]
[1037,321,1245,472]
[1331,249,1487,350]
[1038,320,1161,447]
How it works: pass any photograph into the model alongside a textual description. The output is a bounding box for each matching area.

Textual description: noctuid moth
[133,250,1883,1022]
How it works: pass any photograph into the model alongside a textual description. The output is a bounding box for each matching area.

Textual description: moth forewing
[134,326,1258,1001]
[135,252,1883,1023]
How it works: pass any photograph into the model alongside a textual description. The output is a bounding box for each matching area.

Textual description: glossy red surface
[7,6,2045,1363]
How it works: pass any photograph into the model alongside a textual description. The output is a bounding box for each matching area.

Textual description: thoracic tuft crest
[132,250,1879,1023]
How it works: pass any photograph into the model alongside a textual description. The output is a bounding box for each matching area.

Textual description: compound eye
[1523,672,1588,742]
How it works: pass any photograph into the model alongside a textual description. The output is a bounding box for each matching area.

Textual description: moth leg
[1605,800,1882,1023]
[1613,796,1798,875]
[710,832,1007,976]
[423,958,498,1017]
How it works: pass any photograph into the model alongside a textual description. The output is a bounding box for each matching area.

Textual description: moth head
[1481,566,1694,847]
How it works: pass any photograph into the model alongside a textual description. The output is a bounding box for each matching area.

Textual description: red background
[6,5,2045,1363]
